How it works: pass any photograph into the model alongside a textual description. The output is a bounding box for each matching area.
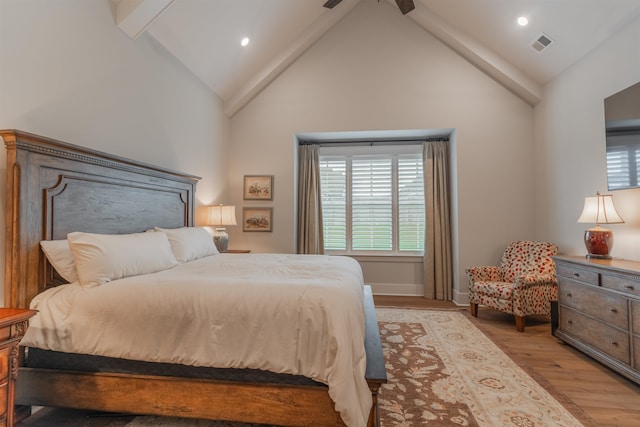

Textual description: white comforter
[22,253,371,427]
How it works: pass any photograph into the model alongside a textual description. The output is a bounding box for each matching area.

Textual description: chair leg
[469,302,478,317]
[515,315,525,332]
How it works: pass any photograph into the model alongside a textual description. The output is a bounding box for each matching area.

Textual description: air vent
[531,33,553,53]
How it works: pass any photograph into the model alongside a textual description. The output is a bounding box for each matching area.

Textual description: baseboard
[371,283,470,307]
[453,288,470,305]
[370,282,423,296]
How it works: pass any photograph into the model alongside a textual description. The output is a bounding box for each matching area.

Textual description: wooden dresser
[554,256,640,385]
[0,308,36,427]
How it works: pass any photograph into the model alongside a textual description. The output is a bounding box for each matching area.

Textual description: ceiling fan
[323,0,415,15]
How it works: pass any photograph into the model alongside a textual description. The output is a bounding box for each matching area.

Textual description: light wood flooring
[374,295,640,427]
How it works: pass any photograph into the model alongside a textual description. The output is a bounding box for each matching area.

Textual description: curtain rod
[298,137,449,147]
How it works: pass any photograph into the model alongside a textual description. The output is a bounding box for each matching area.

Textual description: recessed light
[517,16,528,26]
[241,37,250,47]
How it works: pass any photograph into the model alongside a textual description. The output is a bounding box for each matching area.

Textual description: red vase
[583,227,613,259]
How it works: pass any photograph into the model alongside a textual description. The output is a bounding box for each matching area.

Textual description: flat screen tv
[605,81,640,191]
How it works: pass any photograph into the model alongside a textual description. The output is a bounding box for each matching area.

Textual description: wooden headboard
[1,130,201,309]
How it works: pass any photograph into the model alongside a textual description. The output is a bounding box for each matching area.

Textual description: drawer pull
[611,341,619,347]
[610,308,618,314]
[624,285,635,290]
[565,293,572,298]
[567,320,573,325]
[573,273,580,278]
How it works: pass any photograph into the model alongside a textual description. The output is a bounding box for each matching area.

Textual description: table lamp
[577,192,624,259]
[206,205,237,253]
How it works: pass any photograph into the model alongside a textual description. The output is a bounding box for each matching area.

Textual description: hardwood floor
[374,295,640,427]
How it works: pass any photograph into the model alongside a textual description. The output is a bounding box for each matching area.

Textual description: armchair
[466,240,558,332]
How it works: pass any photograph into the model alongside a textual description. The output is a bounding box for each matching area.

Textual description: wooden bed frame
[1,130,387,427]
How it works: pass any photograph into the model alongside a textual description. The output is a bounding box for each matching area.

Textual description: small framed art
[243,175,273,200]
[243,207,273,232]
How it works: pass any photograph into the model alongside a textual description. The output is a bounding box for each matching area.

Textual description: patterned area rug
[376,308,593,426]
[18,308,595,427]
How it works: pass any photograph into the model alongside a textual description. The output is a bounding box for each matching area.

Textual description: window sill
[342,254,423,263]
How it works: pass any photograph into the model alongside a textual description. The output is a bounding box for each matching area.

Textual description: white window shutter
[319,149,425,255]
[398,157,424,251]
[352,159,392,250]
[319,159,347,250]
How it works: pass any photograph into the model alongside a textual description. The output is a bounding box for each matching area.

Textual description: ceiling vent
[531,33,553,52]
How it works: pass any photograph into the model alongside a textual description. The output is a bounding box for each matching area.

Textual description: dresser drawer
[558,280,628,330]
[0,345,10,425]
[559,305,630,364]
[633,301,640,334]
[0,308,37,426]
[601,274,640,298]
[556,263,599,286]
[0,347,8,381]
[0,327,9,343]
[0,383,5,420]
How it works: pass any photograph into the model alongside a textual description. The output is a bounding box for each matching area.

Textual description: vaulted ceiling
[112,0,640,116]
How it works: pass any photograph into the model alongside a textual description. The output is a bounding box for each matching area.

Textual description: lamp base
[585,253,612,260]
[583,226,613,259]
[213,228,229,253]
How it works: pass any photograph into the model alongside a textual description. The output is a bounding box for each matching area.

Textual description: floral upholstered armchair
[466,240,558,332]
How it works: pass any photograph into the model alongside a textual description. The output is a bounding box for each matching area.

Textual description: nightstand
[0,308,36,426]
[226,249,251,253]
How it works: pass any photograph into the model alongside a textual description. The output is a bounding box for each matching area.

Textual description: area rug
[375,308,594,426]
[19,308,595,427]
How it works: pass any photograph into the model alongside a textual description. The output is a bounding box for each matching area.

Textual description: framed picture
[243,175,273,200]
[243,207,273,232]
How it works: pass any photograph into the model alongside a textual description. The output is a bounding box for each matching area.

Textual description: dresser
[0,308,36,427]
[554,256,640,385]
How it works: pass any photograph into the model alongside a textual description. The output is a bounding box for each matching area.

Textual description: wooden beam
[115,0,176,40]
[404,1,542,106]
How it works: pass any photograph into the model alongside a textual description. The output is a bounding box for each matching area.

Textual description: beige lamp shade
[205,205,237,253]
[205,205,237,227]
[577,192,624,225]
[577,192,623,259]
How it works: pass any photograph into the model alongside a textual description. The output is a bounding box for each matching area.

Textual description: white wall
[0,0,230,306]
[228,1,536,302]
[534,16,640,260]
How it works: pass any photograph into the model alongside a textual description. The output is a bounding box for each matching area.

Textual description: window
[319,145,424,255]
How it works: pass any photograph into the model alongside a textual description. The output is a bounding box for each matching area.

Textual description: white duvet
[22,253,371,427]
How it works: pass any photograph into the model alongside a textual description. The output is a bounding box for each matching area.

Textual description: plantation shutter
[398,156,425,251]
[319,159,347,250]
[352,159,392,250]
[318,145,425,255]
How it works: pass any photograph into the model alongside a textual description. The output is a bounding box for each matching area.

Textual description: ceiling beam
[114,0,176,40]
[224,0,541,116]
[224,0,361,117]
[400,0,542,106]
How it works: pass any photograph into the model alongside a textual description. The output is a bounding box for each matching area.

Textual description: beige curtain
[296,144,324,254]
[423,140,453,300]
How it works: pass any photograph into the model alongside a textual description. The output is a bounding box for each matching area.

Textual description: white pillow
[67,231,178,286]
[154,227,219,263]
[40,240,80,284]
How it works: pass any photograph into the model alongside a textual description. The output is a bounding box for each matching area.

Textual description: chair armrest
[514,273,557,288]
[465,266,502,282]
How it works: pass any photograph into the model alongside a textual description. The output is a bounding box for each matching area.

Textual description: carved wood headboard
[1,130,201,309]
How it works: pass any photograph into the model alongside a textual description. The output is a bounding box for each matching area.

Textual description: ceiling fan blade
[395,0,415,15]
[323,0,343,9]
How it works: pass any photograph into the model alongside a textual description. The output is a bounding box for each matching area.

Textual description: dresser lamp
[577,192,624,259]
[206,205,237,253]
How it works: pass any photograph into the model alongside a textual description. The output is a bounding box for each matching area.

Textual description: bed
[1,129,386,427]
